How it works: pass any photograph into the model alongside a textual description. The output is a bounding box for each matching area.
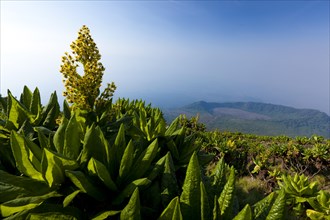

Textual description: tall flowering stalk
[60,25,116,111]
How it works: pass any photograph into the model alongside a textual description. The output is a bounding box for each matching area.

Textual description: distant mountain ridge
[163,101,330,138]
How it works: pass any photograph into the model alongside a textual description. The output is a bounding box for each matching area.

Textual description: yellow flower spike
[60,25,116,112]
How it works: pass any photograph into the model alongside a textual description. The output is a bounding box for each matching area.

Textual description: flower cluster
[60,25,115,111]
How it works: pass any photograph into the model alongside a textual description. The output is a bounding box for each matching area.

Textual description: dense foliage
[0,26,329,220]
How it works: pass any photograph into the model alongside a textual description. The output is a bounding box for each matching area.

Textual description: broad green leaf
[10,131,44,181]
[41,148,78,188]
[36,128,50,150]
[253,192,276,220]
[166,139,180,160]
[108,123,126,178]
[41,92,60,129]
[53,117,68,154]
[118,140,135,182]
[88,158,117,191]
[127,139,159,182]
[65,170,105,201]
[0,191,60,217]
[41,150,63,188]
[213,195,220,220]
[306,209,329,220]
[155,117,166,136]
[91,210,121,220]
[218,166,235,219]
[63,99,71,119]
[63,190,81,208]
[147,153,166,181]
[178,135,199,165]
[212,156,226,195]
[266,190,286,220]
[120,188,141,220]
[113,178,151,205]
[17,120,34,141]
[161,152,179,207]
[27,212,78,220]
[0,170,51,203]
[25,137,42,164]
[180,151,202,220]
[63,113,84,159]
[20,86,32,110]
[30,88,42,119]
[7,91,34,129]
[200,181,210,220]
[114,123,126,164]
[80,124,109,166]
[232,204,252,220]
[158,197,183,220]
[25,204,82,220]
[165,117,180,136]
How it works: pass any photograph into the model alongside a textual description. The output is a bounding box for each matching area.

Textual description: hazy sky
[1,1,329,114]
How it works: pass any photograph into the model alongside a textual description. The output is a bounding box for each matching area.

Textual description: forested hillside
[164,101,330,138]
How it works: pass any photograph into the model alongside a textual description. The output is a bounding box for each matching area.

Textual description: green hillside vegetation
[164,101,330,138]
[0,26,329,220]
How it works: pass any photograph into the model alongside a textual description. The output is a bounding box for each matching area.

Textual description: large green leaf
[161,152,179,207]
[253,192,276,220]
[63,113,85,159]
[80,124,110,166]
[53,118,68,154]
[180,151,202,220]
[63,190,81,208]
[41,148,78,188]
[108,123,126,178]
[0,191,60,217]
[212,156,226,195]
[118,140,135,183]
[36,128,51,150]
[232,204,252,220]
[91,210,121,220]
[20,86,33,111]
[30,88,42,120]
[87,157,117,191]
[65,170,105,201]
[218,166,235,219]
[41,91,60,129]
[266,190,286,220]
[165,117,180,136]
[25,204,82,220]
[41,149,64,188]
[113,178,151,205]
[114,123,126,167]
[120,188,141,220]
[165,139,179,160]
[0,170,51,203]
[127,139,159,182]
[147,153,166,181]
[178,135,199,165]
[63,100,71,119]
[200,181,211,220]
[213,195,220,220]
[7,91,34,129]
[27,212,78,220]
[10,131,44,181]
[158,196,183,220]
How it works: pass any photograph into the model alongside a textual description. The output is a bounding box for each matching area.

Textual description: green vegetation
[0,26,329,219]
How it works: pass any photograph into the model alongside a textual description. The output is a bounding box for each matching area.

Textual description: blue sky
[1,1,329,114]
